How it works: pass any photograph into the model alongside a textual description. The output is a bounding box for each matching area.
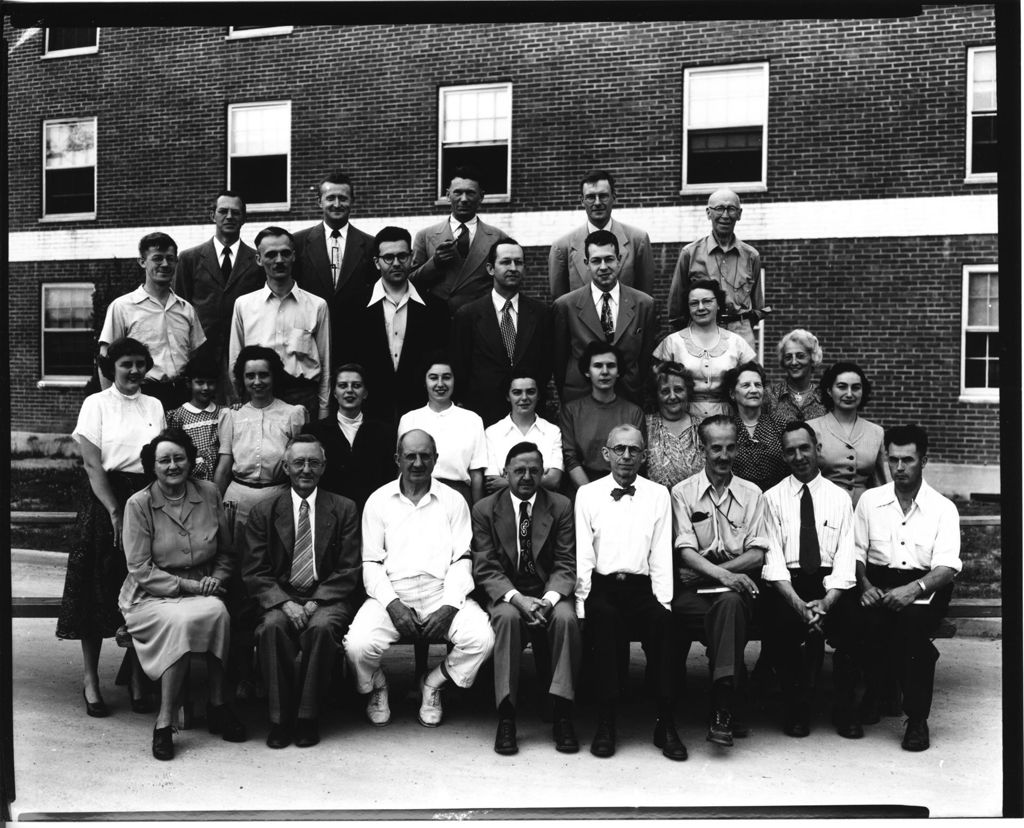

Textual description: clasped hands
[387,599,458,641]
[281,599,321,630]
[860,581,917,611]
[511,593,552,627]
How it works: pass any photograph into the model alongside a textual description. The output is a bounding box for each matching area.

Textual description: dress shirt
[72,386,166,473]
[448,214,478,247]
[397,404,487,483]
[361,478,474,608]
[336,411,363,446]
[762,473,856,591]
[574,474,673,618]
[491,289,519,330]
[218,398,307,484]
[589,281,620,331]
[100,286,206,382]
[501,492,561,607]
[853,481,962,573]
[229,282,331,415]
[484,414,564,475]
[213,238,241,270]
[323,221,348,264]
[671,469,769,560]
[368,278,425,370]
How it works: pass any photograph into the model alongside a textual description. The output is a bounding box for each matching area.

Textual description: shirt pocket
[285,327,315,359]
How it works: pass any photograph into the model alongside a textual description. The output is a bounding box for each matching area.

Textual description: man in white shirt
[575,425,686,761]
[229,227,331,422]
[344,429,494,728]
[762,422,861,739]
[853,424,961,752]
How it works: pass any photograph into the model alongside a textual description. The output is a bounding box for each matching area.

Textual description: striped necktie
[290,499,315,590]
[499,299,517,364]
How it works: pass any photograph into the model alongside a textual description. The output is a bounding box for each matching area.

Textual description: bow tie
[610,485,636,501]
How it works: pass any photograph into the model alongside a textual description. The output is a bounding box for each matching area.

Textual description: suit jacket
[471,488,576,608]
[547,218,655,299]
[241,488,363,611]
[293,222,377,331]
[451,291,552,427]
[302,415,396,509]
[552,283,657,405]
[410,218,509,313]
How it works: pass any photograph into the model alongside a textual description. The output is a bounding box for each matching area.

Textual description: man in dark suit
[548,170,655,299]
[173,190,264,403]
[241,435,363,749]
[410,166,510,314]
[552,229,657,405]
[334,226,450,426]
[451,239,551,427]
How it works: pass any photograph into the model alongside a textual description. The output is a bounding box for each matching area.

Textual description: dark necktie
[330,229,341,288]
[290,499,315,590]
[610,485,635,502]
[221,247,232,281]
[499,299,516,364]
[456,223,470,258]
[518,500,536,577]
[600,292,614,342]
[799,484,821,573]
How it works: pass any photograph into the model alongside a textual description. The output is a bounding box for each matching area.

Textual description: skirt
[123,594,231,680]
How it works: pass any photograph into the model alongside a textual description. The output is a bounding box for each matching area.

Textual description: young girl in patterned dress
[165,357,225,482]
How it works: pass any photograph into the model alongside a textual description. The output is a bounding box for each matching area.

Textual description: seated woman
[644,361,704,489]
[724,361,790,491]
[806,361,888,507]
[766,329,827,422]
[559,341,644,489]
[119,429,246,760]
[653,279,756,419]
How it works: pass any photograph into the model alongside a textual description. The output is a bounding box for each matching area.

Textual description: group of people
[55,165,962,764]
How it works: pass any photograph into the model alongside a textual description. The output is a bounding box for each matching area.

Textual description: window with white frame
[961,264,999,399]
[966,46,997,180]
[43,27,99,57]
[43,117,97,219]
[438,83,511,200]
[682,63,768,192]
[41,283,95,380]
[228,102,291,211]
[226,26,293,39]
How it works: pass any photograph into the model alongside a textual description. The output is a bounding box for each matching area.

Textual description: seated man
[472,441,581,755]
[241,435,363,749]
[344,429,494,727]
[854,424,961,752]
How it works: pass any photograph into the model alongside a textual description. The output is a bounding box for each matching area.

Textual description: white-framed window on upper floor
[226,26,293,39]
[42,117,97,220]
[228,101,291,212]
[42,27,99,58]
[966,46,997,182]
[437,83,511,202]
[40,283,95,384]
[960,264,999,402]
[682,62,768,194]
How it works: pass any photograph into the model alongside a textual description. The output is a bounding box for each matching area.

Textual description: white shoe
[418,676,443,727]
[366,670,390,726]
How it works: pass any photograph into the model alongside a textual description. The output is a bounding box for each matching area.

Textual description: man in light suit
[552,229,657,405]
[242,435,363,749]
[548,170,655,299]
[174,190,264,403]
[451,239,551,427]
[410,166,510,314]
[472,441,581,755]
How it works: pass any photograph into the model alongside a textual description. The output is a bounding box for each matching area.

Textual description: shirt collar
[875,479,941,514]
[291,486,318,516]
[449,215,478,234]
[509,490,538,513]
[368,277,424,307]
[129,284,184,308]
[707,233,738,254]
[587,219,613,235]
[491,289,519,315]
[213,237,241,259]
[337,411,363,428]
[150,479,202,509]
[323,221,349,241]
[497,414,538,436]
[590,281,620,304]
[785,472,822,497]
[393,477,441,507]
[260,282,299,302]
[696,468,746,504]
[183,402,217,414]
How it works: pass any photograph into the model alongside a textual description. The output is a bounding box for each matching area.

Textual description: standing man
[671,415,767,748]
[99,232,205,409]
[472,441,581,755]
[761,422,862,739]
[666,188,766,349]
[853,424,961,752]
[241,435,363,749]
[173,191,264,404]
[575,425,686,761]
[229,227,331,422]
[548,170,655,299]
[451,239,551,426]
[410,166,510,314]
[552,229,657,405]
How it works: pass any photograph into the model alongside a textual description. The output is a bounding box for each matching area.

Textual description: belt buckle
[614,572,628,582]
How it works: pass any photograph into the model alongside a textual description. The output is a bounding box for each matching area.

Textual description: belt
[231,477,281,489]
[594,571,649,584]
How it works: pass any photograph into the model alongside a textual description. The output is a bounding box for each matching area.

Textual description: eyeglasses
[708,205,741,217]
[377,253,412,264]
[289,459,324,471]
[607,444,644,457]
[582,193,612,204]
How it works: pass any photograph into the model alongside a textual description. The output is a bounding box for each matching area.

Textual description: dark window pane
[964,358,987,388]
[971,114,997,174]
[230,155,288,205]
[441,145,509,197]
[688,127,762,184]
[45,167,94,214]
[44,331,94,375]
[46,28,97,52]
[989,360,1000,388]
[964,331,988,359]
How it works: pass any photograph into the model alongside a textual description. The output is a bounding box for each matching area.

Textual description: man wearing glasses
[671,414,768,748]
[666,188,766,349]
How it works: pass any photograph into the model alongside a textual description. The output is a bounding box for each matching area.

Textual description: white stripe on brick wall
[9,194,997,262]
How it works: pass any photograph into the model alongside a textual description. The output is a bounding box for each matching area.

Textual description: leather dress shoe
[152,725,174,761]
[653,719,688,761]
[901,718,930,752]
[494,717,518,755]
[266,721,292,749]
[833,708,864,739]
[207,703,247,742]
[295,718,320,748]
[83,689,110,719]
[553,717,579,753]
[783,717,810,738]
[589,718,616,757]
[707,709,734,747]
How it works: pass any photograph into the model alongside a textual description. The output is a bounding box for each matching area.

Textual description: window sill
[37,378,90,389]
[680,183,767,196]
[958,393,999,404]
[226,27,294,39]
[39,213,97,223]
[964,173,997,184]
[433,195,510,207]
[41,47,99,59]
[245,203,290,214]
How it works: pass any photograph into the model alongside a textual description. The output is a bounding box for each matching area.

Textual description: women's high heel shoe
[152,725,174,760]
[83,688,110,718]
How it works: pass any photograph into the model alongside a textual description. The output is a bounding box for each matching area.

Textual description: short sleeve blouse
[72,386,166,473]
[219,398,307,484]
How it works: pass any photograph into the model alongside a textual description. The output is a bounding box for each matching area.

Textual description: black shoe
[83,688,110,718]
[152,725,174,761]
[653,719,688,761]
[589,718,616,757]
[707,709,734,747]
[494,717,518,755]
[553,717,579,753]
[833,708,864,739]
[901,718,930,752]
[783,715,810,738]
[731,715,750,738]
[207,703,248,742]
[860,693,881,725]
[266,721,292,749]
[294,718,320,748]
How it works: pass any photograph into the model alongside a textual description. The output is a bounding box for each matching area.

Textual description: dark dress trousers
[302,415,396,511]
[241,489,363,723]
[451,292,552,427]
[471,489,581,708]
[410,219,509,314]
